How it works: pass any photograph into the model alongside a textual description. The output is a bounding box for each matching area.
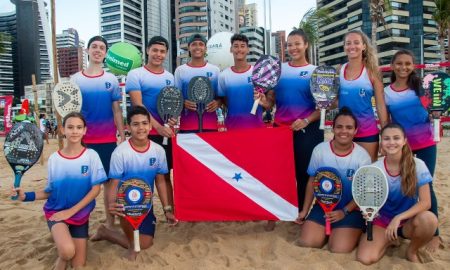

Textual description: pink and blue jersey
[307,141,371,209]
[174,62,220,131]
[109,140,168,191]
[373,157,432,219]
[384,85,435,151]
[218,65,265,129]
[273,63,317,126]
[125,66,174,135]
[44,148,107,225]
[339,64,378,138]
[72,71,121,144]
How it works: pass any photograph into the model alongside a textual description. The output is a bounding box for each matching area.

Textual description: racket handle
[250,98,260,115]
[325,218,331,236]
[133,229,140,252]
[163,124,170,145]
[11,173,22,200]
[367,221,373,241]
[433,118,440,142]
[319,108,326,130]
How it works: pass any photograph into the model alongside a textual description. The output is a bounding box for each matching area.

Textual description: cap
[188,33,207,46]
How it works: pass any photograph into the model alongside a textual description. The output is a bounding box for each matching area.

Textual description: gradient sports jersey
[384,85,435,150]
[218,65,265,129]
[339,63,378,137]
[273,63,317,126]
[72,71,121,143]
[126,66,174,135]
[174,62,220,131]
[109,140,168,191]
[373,157,432,219]
[307,141,371,209]
[43,148,107,225]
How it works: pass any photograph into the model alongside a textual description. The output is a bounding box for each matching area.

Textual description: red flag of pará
[173,127,298,221]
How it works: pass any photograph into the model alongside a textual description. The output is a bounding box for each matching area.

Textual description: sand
[0,136,449,270]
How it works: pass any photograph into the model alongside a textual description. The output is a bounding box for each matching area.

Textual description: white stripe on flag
[177,134,298,221]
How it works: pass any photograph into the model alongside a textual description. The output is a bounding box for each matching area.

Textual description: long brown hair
[381,123,417,197]
[344,30,380,79]
[62,112,87,147]
[288,29,310,63]
[390,49,421,96]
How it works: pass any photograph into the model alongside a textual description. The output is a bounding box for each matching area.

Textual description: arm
[206,97,224,112]
[113,101,125,143]
[108,178,125,217]
[291,109,320,131]
[155,174,178,224]
[296,176,315,223]
[48,184,102,221]
[371,75,388,128]
[254,89,275,110]
[14,188,49,201]
[386,184,431,241]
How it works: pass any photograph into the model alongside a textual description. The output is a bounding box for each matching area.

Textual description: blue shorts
[87,142,117,176]
[353,134,379,143]
[138,211,157,237]
[47,220,89,238]
[306,204,365,229]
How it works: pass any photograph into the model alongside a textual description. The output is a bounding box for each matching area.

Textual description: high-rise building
[242,3,257,27]
[317,0,440,68]
[175,0,238,65]
[0,10,17,96]
[11,0,53,98]
[240,26,265,64]
[100,0,144,51]
[271,30,286,62]
[56,28,85,78]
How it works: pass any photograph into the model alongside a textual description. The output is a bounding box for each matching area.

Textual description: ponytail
[400,142,417,197]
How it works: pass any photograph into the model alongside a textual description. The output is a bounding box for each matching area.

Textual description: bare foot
[406,247,420,263]
[123,249,138,261]
[90,224,108,241]
[425,236,443,252]
[264,220,276,231]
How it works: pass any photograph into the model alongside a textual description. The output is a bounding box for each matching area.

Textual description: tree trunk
[439,36,446,72]
[371,20,377,50]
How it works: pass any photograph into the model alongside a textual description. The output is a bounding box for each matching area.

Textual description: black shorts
[47,220,89,239]
[148,135,173,169]
[353,134,379,143]
[86,142,117,176]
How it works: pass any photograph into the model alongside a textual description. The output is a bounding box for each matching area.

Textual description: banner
[173,127,298,221]
[0,95,13,136]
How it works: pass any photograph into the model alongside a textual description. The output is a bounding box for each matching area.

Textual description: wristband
[24,192,36,202]
[163,205,173,214]
[303,118,310,125]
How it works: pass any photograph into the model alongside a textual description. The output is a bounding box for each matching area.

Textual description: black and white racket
[352,165,389,241]
[188,76,214,132]
[157,86,184,145]
[4,122,44,200]
[52,81,83,118]
[250,55,281,115]
[310,66,339,130]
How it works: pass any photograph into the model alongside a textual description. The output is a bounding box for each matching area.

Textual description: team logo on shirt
[105,82,112,91]
[359,88,366,97]
[166,80,171,85]
[346,169,355,180]
[206,72,213,78]
[247,76,252,83]
[81,165,89,176]
[299,71,308,77]
[149,157,157,167]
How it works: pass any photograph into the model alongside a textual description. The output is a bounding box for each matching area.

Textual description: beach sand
[0,136,449,270]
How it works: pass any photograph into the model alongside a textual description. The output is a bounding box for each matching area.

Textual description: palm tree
[0,32,8,54]
[369,0,391,49]
[432,0,450,72]
[298,7,334,65]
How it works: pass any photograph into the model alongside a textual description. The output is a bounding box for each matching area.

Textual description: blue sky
[2,0,316,43]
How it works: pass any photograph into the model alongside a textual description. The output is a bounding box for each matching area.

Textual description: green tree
[298,7,333,64]
[433,0,450,71]
[369,0,392,49]
[0,32,8,54]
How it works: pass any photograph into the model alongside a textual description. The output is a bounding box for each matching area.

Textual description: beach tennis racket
[352,165,389,241]
[157,86,184,145]
[250,55,281,115]
[116,178,152,252]
[310,66,339,130]
[421,72,450,141]
[188,76,214,132]
[52,81,83,117]
[313,167,343,235]
[4,122,44,200]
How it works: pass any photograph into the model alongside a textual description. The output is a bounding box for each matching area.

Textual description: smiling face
[391,53,414,81]
[189,40,206,60]
[344,32,366,60]
[230,40,249,62]
[333,115,357,146]
[380,127,407,157]
[147,43,167,67]
[87,40,107,64]
[62,117,86,144]
[129,114,151,142]
[287,34,308,62]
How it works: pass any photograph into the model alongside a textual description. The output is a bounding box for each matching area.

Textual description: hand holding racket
[421,72,450,141]
[313,167,343,235]
[188,76,214,132]
[157,86,184,145]
[52,81,83,117]
[4,122,44,200]
[352,165,389,241]
[116,178,152,252]
[250,55,281,115]
[310,66,339,130]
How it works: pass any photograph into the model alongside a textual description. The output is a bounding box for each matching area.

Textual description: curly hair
[344,30,380,79]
